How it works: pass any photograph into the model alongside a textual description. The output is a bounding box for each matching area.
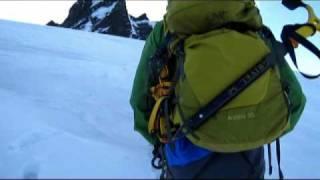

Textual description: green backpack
[147,0,306,153]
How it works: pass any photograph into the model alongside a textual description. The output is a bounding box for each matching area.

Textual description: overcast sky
[0,1,167,25]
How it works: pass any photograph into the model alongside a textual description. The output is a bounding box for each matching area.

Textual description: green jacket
[130,22,165,144]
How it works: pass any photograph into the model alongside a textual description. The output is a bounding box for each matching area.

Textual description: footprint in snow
[8,130,58,152]
[23,162,40,179]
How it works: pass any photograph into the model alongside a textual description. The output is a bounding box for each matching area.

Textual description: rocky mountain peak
[48,0,153,40]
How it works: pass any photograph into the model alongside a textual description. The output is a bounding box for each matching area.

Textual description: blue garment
[165,137,212,166]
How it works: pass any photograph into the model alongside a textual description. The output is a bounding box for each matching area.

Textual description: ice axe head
[282,0,306,10]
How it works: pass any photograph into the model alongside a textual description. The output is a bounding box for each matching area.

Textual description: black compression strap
[268,144,273,175]
[281,24,320,79]
[276,139,284,179]
[172,53,274,140]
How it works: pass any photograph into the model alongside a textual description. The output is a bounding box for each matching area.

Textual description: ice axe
[282,0,319,47]
[281,0,320,79]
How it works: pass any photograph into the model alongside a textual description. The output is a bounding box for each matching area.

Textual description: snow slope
[0,20,155,178]
[0,20,319,178]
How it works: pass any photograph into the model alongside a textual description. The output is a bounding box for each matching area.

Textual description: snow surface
[91,0,102,8]
[91,2,117,20]
[71,18,86,29]
[0,19,319,178]
[129,16,138,38]
[83,20,93,32]
[0,20,156,178]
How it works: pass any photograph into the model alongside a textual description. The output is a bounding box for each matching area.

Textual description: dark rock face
[47,20,60,27]
[48,0,153,40]
[129,13,153,40]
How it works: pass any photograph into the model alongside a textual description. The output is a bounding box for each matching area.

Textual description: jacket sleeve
[130,21,165,144]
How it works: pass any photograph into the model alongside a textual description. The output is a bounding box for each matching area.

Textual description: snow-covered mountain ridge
[48,0,153,40]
